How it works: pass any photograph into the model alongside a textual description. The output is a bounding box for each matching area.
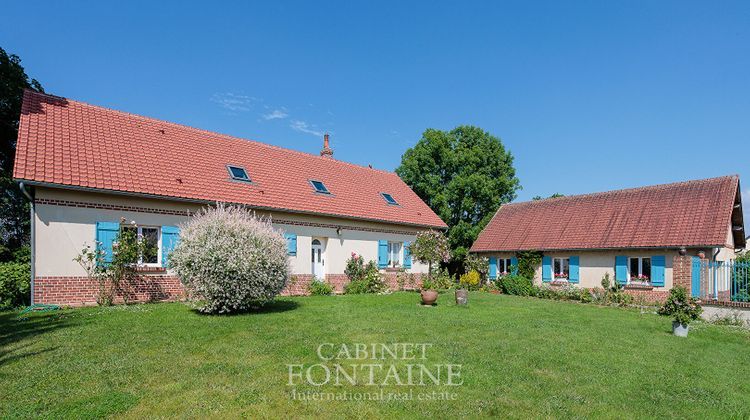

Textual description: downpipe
[19,182,35,305]
[712,247,720,300]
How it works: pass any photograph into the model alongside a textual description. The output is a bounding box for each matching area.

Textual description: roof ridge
[24,90,396,176]
[504,175,739,207]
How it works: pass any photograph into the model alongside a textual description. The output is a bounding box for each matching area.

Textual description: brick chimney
[320,133,333,158]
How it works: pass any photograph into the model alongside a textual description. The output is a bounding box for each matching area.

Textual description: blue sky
[2,1,749,223]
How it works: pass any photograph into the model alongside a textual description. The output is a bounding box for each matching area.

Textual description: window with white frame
[553,257,570,280]
[121,225,160,266]
[498,258,513,276]
[387,242,403,267]
[628,257,651,282]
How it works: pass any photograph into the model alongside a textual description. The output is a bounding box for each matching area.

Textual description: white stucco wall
[33,187,431,277]
[485,250,683,290]
[482,245,737,291]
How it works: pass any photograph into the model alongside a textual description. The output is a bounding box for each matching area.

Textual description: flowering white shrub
[170,204,290,313]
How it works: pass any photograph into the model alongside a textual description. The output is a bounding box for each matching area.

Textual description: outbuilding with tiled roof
[471,176,745,302]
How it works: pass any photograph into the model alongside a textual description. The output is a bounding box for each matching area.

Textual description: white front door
[311,239,325,279]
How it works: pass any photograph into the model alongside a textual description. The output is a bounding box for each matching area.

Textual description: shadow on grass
[0,310,80,366]
[189,298,301,316]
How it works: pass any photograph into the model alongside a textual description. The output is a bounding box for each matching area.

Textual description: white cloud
[290,120,324,137]
[262,108,288,120]
[210,93,257,112]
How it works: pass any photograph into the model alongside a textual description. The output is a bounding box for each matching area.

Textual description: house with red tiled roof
[13,91,446,306]
[471,176,745,301]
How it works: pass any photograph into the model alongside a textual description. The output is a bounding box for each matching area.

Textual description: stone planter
[455,289,468,305]
[420,290,438,306]
[672,321,689,337]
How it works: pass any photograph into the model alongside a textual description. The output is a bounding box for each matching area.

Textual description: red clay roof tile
[471,176,743,252]
[13,91,446,229]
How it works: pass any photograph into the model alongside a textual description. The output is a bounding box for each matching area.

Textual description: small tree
[74,219,148,305]
[169,205,289,314]
[409,230,451,283]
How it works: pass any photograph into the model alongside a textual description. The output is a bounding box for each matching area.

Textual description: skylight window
[310,180,330,194]
[227,165,251,182]
[381,193,399,206]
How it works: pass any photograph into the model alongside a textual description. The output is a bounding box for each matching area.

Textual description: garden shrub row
[495,272,635,306]
[0,261,30,309]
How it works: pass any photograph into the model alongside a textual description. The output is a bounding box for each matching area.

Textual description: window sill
[384,267,404,273]
[135,266,167,273]
[624,283,653,290]
[551,279,569,285]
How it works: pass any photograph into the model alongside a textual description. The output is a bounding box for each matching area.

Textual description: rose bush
[169,205,290,313]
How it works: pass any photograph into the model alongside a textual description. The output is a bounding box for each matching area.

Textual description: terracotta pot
[420,290,438,306]
[455,289,468,305]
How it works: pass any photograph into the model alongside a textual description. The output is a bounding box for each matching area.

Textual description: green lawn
[1,292,749,418]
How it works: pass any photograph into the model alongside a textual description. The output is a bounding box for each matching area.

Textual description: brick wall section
[673,255,693,291]
[623,289,669,303]
[280,275,316,296]
[38,272,426,305]
[34,275,185,306]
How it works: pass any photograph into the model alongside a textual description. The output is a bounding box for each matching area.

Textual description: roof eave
[470,245,728,253]
[16,179,448,231]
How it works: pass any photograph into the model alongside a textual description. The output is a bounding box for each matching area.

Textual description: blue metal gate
[694,259,750,302]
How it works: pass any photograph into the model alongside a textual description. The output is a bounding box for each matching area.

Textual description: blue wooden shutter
[284,233,297,256]
[691,257,701,297]
[569,256,580,283]
[542,256,552,282]
[489,257,497,279]
[510,257,518,275]
[161,226,180,267]
[615,256,628,285]
[403,241,412,268]
[651,255,665,286]
[378,240,388,268]
[96,221,120,264]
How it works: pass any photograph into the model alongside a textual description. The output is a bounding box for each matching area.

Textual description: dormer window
[310,180,330,194]
[227,165,251,182]
[381,193,399,206]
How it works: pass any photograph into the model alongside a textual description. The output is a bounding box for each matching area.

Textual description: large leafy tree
[396,126,520,265]
[0,47,43,259]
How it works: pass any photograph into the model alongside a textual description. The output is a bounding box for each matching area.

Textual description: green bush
[590,273,633,306]
[0,262,30,309]
[308,280,334,296]
[479,280,500,293]
[344,266,386,294]
[500,274,534,296]
[430,267,455,290]
[459,270,481,290]
[532,285,592,302]
[658,286,702,325]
